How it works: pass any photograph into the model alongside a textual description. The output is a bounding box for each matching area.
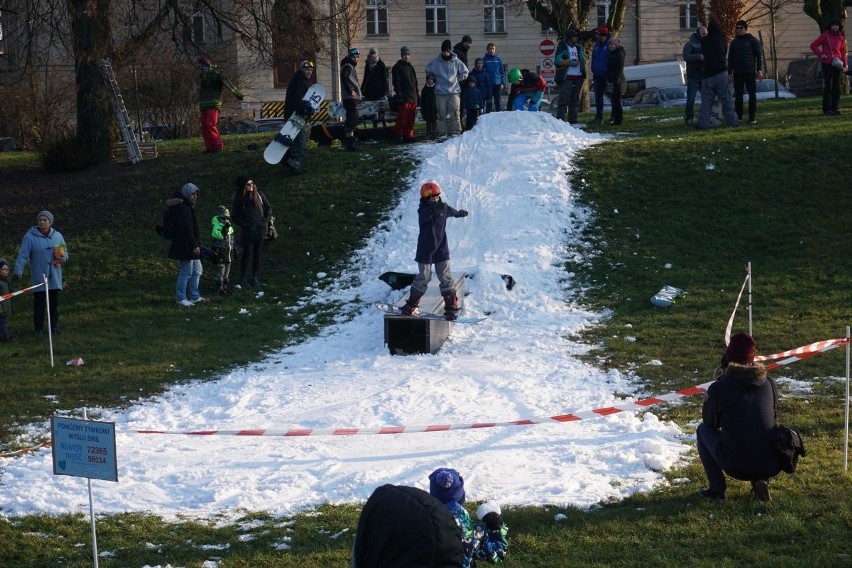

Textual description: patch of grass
[2,103,852,567]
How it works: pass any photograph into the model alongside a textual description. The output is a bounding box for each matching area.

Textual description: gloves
[299,100,314,117]
[457,209,469,217]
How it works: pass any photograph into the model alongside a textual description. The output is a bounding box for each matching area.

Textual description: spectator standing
[554,30,586,124]
[210,206,234,295]
[425,40,469,138]
[400,181,469,320]
[482,43,506,112]
[391,46,419,143]
[231,177,271,290]
[0,259,13,342]
[590,25,611,124]
[728,20,764,124]
[165,185,203,307]
[340,47,363,152]
[13,211,68,331]
[460,75,484,130]
[606,38,626,125]
[470,58,492,112]
[683,25,706,125]
[281,60,316,175]
[454,36,473,127]
[810,19,848,115]
[420,73,439,139]
[695,19,739,129]
[361,48,389,101]
[196,55,244,154]
[697,333,783,502]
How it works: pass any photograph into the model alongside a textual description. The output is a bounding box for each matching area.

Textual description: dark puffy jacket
[606,45,626,84]
[392,59,419,103]
[700,21,728,77]
[361,59,389,100]
[167,194,201,261]
[415,198,463,264]
[728,33,763,74]
[420,85,437,122]
[352,485,462,568]
[702,363,783,481]
[231,189,271,243]
[283,71,311,121]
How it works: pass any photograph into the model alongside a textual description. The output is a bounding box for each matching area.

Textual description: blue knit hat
[181,183,199,200]
[429,468,465,504]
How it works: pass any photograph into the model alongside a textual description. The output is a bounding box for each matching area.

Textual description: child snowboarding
[211,206,234,295]
[400,182,468,320]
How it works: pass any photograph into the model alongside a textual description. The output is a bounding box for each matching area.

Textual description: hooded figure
[351,484,463,568]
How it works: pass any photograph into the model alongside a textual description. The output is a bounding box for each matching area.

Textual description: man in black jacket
[728,20,763,124]
[696,19,739,129]
[697,333,782,502]
[282,60,316,174]
[167,183,203,307]
[391,46,419,142]
[606,38,626,125]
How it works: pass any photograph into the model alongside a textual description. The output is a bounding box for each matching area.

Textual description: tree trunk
[67,0,113,165]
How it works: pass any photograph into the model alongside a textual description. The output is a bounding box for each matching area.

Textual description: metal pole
[83,408,100,568]
[747,262,753,336]
[844,326,850,471]
[328,0,340,101]
[44,275,54,367]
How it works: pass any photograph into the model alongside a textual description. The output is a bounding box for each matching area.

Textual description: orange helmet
[420,181,441,198]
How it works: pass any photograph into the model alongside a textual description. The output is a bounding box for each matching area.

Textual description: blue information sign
[51,416,118,482]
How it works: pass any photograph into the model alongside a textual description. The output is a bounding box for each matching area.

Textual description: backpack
[156,207,176,240]
[774,424,807,473]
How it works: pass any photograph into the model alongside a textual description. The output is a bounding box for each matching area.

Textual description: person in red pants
[196,55,244,154]
[391,46,419,142]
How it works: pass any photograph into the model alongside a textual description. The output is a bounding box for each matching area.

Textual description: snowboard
[374,301,486,324]
[264,83,327,164]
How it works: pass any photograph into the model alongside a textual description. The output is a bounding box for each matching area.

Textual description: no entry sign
[539,39,556,56]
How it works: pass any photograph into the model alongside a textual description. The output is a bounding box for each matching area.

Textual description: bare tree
[804,0,846,30]
[1,0,323,166]
[519,0,630,38]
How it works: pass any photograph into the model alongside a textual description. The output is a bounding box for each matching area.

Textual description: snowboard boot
[343,135,360,152]
[400,293,422,316]
[286,159,306,175]
[442,291,460,321]
[215,280,226,295]
[238,275,249,290]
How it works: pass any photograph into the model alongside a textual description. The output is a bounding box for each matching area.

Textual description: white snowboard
[263,83,327,164]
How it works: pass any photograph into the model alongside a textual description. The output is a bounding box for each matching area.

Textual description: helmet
[508,67,522,84]
[420,181,441,199]
[300,60,315,70]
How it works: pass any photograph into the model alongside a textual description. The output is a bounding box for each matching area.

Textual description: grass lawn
[1,99,851,567]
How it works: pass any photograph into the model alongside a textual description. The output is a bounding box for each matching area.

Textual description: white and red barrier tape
[0,282,45,303]
[1,337,847,454]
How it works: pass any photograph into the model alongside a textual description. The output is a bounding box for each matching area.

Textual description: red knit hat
[726,333,756,365]
[596,25,610,36]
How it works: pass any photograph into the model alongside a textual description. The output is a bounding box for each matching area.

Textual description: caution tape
[2,338,846,450]
[0,281,45,303]
[0,440,52,458]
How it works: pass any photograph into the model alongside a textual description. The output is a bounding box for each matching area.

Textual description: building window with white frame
[367,0,389,36]
[484,0,506,34]
[190,12,205,45]
[595,1,609,26]
[679,0,700,29]
[425,0,448,36]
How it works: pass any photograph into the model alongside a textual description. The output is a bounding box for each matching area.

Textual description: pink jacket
[810,30,848,68]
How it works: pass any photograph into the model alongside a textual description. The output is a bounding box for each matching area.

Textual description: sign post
[539,39,557,90]
[52,411,118,568]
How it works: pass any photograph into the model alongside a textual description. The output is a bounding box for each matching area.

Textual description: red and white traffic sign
[539,39,556,56]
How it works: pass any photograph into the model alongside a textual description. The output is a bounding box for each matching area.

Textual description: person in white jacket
[425,40,469,137]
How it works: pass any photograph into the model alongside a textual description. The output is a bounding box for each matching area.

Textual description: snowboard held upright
[263,83,327,165]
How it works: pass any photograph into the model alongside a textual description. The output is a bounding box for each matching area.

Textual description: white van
[623,61,686,103]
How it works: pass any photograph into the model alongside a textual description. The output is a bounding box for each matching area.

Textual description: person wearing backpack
[696,333,783,502]
[166,183,204,307]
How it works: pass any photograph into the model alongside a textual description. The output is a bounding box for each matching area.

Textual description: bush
[38,130,98,172]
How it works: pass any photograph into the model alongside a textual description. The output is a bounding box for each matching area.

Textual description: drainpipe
[329,0,340,100]
[634,0,642,65]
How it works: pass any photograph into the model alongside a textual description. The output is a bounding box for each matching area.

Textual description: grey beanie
[37,210,54,224]
[181,183,200,199]
[0,258,8,271]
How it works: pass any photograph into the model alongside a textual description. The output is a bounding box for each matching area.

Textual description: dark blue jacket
[415,198,463,264]
[471,68,492,99]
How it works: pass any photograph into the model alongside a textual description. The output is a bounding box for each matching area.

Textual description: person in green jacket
[197,55,244,154]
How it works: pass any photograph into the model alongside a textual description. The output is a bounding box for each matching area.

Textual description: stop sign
[539,39,556,56]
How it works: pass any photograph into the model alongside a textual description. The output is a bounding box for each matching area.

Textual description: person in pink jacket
[810,19,848,116]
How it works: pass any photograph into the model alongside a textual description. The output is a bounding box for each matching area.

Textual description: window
[595,1,609,26]
[190,12,205,45]
[425,0,447,35]
[366,0,388,36]
[484,0,506,34]
[0,11,5,55]
[679,1,699,29]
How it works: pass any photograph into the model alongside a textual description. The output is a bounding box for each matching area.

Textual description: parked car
[754,79,796,100]
[786,57,823,97]
[630,86,700,109]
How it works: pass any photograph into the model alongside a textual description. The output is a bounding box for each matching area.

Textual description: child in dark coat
[400,181,468,320]
[0,259,13,342]
[420,73,438,139]
[211,206,234,294]
[460,75,484,131]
